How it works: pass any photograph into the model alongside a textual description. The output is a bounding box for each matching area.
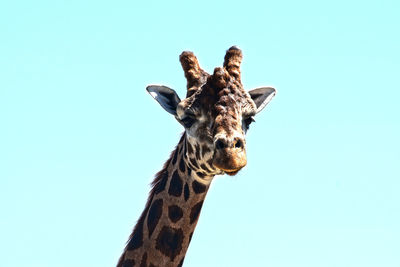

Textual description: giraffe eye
[243,117,255,130]
[181,116,196,128]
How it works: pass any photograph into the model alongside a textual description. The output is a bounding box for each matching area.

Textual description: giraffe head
[147,47,276,177]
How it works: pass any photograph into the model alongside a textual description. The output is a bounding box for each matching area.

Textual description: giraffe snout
[215,137,244,150]
[213,136,247,175]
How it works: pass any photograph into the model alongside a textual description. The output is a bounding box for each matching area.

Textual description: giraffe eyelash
[243,117,255,130]
[181,116,196,128]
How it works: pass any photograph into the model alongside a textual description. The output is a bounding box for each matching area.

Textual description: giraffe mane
[116,134,185,267]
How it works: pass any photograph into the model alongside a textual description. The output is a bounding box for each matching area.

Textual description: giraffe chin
[213,158,246,176]
[217,167,243,176]
[224,169,240,176]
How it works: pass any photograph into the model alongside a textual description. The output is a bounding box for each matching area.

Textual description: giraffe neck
[117,134,214,267]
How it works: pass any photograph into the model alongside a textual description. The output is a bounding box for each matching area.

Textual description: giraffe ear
[248,87,276,113]
[146,85,181,116]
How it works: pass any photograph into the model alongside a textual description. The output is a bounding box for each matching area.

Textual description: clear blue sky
[1,0,399,266]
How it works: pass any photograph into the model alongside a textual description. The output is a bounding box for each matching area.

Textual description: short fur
[117,47,276,267]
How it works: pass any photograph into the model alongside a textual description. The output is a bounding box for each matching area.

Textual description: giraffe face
[147,47,276,176]
[175,69,261,175]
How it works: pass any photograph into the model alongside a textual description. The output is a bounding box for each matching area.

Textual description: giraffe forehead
[177,67,256,125]
[187,79,251,113]
[212,85,255,124]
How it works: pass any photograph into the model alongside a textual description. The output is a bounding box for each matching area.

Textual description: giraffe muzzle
[212,142,247,175]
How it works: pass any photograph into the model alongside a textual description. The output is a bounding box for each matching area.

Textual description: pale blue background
[1,0,399,266]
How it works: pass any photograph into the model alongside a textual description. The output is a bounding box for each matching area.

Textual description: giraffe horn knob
[223,46,243,82]
[179,51,208,97]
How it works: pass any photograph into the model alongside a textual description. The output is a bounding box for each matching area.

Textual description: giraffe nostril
[215,139,226,150]
[234,139,244,149]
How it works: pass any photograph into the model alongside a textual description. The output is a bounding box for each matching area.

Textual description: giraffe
[117,46,276,267]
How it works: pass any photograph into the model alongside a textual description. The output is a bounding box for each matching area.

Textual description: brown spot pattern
[127,216,144,250]
[168,205,183,223]
[140,252,147,267]
[179,158,186,173]
[184,183,190,201]
[192,180,207,194]
[122,259,135,267]
[119,47,260,267]
[190,201,204,224]
[189,232,194,243]
[147,199,163,238]
[200,163,211,173]
[172,150,178,165]
[178,143,183,154]
[177,258,185,267]
[196,172,205,179]
[195,144,201,160]
[201,144,209,157]
[168,170,183,197]
[153,170,168,195]
[189,158,199,169]
[187,143,194,155]
[155,226,184,261]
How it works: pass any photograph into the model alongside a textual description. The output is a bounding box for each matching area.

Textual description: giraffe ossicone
[117,46,276,267]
